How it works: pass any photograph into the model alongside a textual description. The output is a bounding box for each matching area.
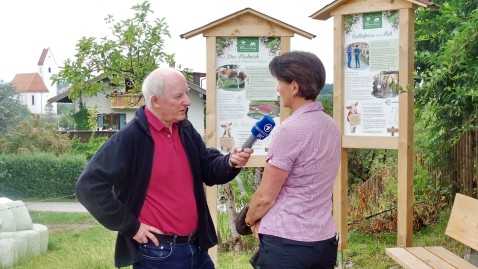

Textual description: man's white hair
[142,68,166,108]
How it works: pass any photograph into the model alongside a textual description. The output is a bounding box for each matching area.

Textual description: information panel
[343,11,400,137]
[215,36,280,154]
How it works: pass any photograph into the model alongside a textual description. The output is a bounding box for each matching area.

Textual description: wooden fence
[356,128,477,200]
[435,128,478,198]
[60,130,117,143]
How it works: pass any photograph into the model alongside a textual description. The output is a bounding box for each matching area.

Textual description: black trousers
[257,234,338,269]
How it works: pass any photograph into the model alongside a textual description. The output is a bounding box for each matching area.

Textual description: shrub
[71,134,108,160]
[0,153,86,200]
[0,117,71,155]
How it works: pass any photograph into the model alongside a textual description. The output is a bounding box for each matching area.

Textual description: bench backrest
[445,193,478,251]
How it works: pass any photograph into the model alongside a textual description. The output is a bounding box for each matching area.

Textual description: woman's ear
[291,81,300,96]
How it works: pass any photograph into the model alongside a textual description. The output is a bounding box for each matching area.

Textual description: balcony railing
[109,93,145,109]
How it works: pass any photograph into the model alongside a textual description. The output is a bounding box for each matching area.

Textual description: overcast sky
[0,0,335,83]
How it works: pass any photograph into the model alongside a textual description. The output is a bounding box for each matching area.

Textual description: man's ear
[151,95,161,108]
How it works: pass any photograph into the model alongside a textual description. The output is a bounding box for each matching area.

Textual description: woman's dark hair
[269,51,326,100]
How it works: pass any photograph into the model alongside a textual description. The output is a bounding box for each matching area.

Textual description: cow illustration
[346,102,361,133]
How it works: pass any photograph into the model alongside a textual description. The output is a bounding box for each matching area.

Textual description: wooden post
[396,7,414,247]
[333,14,348,251]
[205,35,219,263]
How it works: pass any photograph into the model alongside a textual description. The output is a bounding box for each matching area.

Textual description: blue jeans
[134,241,214,269]
[257,234,338,269]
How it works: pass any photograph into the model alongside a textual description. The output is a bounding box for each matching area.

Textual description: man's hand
[133,223,162,246]
[229,146,254,168]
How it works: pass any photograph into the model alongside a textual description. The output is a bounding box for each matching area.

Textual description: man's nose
[183,94,191,106]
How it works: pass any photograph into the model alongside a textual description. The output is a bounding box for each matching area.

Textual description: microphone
[242,115,276,149]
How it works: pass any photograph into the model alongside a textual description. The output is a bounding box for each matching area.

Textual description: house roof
[310,0,439,21]
[48,88,71,103]
[11,73,49,93]
[47,81,206,104]
[181,7,315,40]
[38,48,49,65]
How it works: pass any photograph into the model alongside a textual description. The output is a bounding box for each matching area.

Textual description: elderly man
[76,67,253,269]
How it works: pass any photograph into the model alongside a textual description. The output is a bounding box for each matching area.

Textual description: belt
[154,233,197,244]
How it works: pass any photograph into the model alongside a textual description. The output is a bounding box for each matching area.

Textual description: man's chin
[178,114,187,121]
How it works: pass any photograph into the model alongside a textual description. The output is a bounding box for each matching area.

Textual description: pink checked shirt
[258,102,341,242]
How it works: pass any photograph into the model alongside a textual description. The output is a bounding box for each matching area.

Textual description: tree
[0,83,31,136]
[415,2,478,143]
[73,101,90,130]
[52,1,181,101]
[57,103,75,130]
[412,2,478,201]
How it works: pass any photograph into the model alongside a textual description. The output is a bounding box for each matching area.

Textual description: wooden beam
[205,36,219,266]
[333,14,348,251]
[342,136,398,149]
[279,36,292,121]
[396,8,415,248]
[203,14,296,37]
[331,0,413,16]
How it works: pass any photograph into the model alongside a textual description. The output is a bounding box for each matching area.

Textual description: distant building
[11,48,58,115]
[48,72,207,136]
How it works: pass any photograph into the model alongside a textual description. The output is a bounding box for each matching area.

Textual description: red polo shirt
[138,107,198,235]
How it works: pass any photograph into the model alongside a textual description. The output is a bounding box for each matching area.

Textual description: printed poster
[344,11,400,137]
[215,37,280,155]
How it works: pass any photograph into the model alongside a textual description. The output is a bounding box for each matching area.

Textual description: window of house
[48,67,51,73]
[32,95,35,105]
[98,113,126,130]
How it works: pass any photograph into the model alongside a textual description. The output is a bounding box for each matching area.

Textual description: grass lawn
[10,207,463,269]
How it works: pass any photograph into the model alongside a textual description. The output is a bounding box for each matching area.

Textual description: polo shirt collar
[145,106,172,132]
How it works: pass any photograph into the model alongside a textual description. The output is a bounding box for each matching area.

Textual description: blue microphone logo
[242,115,276,149]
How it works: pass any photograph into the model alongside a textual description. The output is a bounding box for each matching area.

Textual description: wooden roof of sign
[181,8,315,40]
[310,0,439,21]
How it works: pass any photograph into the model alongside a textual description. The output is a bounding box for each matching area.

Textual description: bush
[0,153,86,200]
[0,117,71,155]
[71,134,108,160]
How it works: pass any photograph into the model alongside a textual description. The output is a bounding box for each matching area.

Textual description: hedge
[0,153,87,200]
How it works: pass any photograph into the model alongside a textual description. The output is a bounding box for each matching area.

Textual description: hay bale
[32,224,48,253]
[0,238,17,268]
[15,230,41,257]
[7,201,32,231]
[0,232,28,262]
[0,204,16,233]
[0,198,13,204]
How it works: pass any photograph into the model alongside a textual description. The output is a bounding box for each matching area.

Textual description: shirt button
[167,134,171,138]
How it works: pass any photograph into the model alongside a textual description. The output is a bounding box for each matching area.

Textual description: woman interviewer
[245,51,341,269]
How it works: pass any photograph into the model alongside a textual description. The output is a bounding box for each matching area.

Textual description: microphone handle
[242,135,258,149]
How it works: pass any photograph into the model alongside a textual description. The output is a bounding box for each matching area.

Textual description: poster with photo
[344,11,400,137]
[215,37,280,155]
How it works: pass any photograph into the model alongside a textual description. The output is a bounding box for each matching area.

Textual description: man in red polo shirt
[76,67,253,269]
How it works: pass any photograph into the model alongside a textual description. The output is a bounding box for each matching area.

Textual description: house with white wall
[48,72,207,136]
[11,48,58,115]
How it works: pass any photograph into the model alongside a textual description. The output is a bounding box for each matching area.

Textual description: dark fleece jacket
[75,106,240,267]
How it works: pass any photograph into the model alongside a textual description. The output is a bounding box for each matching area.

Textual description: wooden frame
[181,8,315,265]
[311,0,438,253]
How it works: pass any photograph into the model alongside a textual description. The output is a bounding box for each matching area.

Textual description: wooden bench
[386,193,478,269]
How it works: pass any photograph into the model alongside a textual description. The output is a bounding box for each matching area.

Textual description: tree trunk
[223,182,243,252]
[253,167,263,190]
